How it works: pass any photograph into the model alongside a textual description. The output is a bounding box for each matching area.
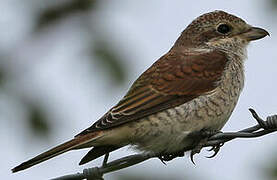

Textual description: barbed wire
[50,108,277,180]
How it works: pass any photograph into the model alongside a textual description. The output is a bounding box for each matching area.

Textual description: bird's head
[174,10,269,55]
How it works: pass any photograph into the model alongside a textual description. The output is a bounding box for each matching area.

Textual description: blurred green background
[1,0,277,179]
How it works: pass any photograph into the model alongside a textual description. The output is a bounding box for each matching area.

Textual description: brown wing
[76,50,228,136]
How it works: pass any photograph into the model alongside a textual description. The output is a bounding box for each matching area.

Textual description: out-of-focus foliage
[0,0,128,138]
[93,40,127,85]
[36,0,96,30]
[27,104,51,137]
[264,157,277,180]
[0,68,4,87]
[1,1,277,179]
[271,0,277,10]
[35,0,127,86]
[270,165,277,179]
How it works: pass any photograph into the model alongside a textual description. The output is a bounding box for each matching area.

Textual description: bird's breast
[128,56,245,154]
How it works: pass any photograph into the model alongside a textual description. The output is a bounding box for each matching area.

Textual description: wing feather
[76,50,228,136]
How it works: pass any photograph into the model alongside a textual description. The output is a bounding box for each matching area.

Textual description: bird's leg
[158,129,223,164]
[189,129,223,164]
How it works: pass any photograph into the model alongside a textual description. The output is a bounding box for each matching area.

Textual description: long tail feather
[12,132,101,173]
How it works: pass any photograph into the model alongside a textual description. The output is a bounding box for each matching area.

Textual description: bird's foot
[190,129,222,164]
[158,151,185,164]
[158,129,224,165]
[206,142,224,158]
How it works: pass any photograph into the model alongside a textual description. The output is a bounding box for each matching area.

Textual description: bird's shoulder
[76,49,228,136]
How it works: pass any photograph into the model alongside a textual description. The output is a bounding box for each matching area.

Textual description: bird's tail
[12,132,102,173]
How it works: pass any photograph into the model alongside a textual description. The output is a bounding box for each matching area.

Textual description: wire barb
[50,108,277,180]
[249,108,267,129]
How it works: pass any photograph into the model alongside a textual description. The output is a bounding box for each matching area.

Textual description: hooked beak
[241,27,270,41]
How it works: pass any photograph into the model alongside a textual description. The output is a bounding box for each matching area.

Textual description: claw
[190,147,201,165]
[158,154,175,164]
[158,150,185,164]
[190,151,196,165]
[206,148,220,158]
[207,146,216,152]
[206,143,224,158]
[158,157,167,165]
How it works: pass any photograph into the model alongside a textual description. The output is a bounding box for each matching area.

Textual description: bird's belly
[128,89,241,154]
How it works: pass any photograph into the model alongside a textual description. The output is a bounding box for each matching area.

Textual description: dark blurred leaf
[263,156,277,180]
[268,159,277,179]
[271,0,277,8]
[36,0,97,29]
[267,0,277,11]
[0,68,4,87]
[28,105,51,137]
[93,41,127,85]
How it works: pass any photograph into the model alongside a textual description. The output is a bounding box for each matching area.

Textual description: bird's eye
[217,24,231,34]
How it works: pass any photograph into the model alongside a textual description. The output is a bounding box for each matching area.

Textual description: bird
[12,10,269,173]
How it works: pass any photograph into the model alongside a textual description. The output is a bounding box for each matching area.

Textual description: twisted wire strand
[50,109,277,180]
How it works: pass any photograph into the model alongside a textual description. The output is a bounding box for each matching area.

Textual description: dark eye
[217,24,231,34]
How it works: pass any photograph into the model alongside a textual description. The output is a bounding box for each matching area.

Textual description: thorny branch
[50,109,277,180]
